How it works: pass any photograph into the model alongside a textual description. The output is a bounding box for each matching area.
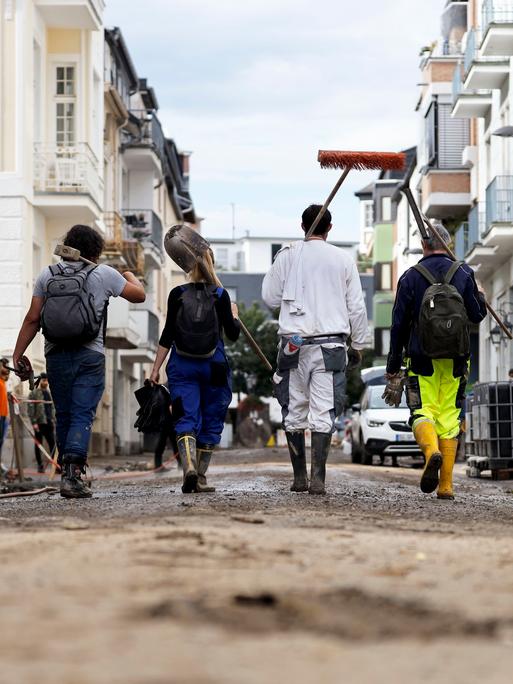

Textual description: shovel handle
[401,185,513,341]
[200,255,274,371]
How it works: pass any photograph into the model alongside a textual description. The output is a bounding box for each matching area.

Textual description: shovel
[165,225,273,371]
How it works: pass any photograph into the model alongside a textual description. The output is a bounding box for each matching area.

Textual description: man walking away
[262,205,368,495]
[0,359,10,475]
[13,225,146,498]
[383,222,486,500]
[28,372,56,473]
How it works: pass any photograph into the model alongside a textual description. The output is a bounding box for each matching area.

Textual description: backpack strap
[412,264,438,285]
[443,260,463,285]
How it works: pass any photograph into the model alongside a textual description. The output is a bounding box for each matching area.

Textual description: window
[236,251,245,272]
[55,65,76,146]
[381,196,392,222]
[364,201,373,228]
[271,243,282,262]
[380,263,392,291]
[215,247,229,270]
[226,287,237,302]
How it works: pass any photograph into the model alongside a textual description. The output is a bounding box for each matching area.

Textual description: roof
[105,28,139,92]
[354,182,374,199]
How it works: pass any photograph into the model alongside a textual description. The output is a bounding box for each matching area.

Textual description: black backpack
[413,260,470,359]
[174,284,222,358]
[40,263,107,347]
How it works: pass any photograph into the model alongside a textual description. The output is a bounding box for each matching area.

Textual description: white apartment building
[451,0,513,381]
[0,4,196,458]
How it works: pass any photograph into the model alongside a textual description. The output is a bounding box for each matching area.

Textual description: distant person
[262,205,368,495]
[13,225,146,498]
[150,254,240,493]
[28,372,56,473]
[0,359,10,474]
[509,368,513,381]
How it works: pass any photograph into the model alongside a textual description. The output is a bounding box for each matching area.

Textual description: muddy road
[1,447,513,684]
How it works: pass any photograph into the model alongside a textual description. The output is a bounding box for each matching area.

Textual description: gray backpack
[413,261,470,359]
[41,263,107,347]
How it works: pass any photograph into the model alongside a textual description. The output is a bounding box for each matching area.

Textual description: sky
[104,0,442,242]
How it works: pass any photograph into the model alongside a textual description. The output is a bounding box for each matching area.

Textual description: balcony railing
[485,175,513,230]
[454,222,469,260]
[103,211,145,279]
[464,28,480,75]
[469,203,487,243]
[452,63,464,103]
[33,143,102,204]
[122,209,163,255]
[122,110,166,161]
[483,0,513,35]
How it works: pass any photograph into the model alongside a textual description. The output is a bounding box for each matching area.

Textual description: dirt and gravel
[1,447,513,683]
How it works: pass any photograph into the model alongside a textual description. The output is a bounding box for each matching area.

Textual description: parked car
[350,384,422,466]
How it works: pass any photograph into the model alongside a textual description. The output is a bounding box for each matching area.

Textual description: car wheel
[350,434,362,464]
[362,448,373,466]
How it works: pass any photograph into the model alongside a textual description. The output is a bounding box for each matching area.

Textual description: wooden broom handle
[305,167,351,239]
[200,254,273,371]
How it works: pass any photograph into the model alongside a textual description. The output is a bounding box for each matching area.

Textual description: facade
[451,0,513,382]
[0,5,196,457]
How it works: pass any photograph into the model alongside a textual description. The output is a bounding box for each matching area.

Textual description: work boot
[177,434,198,493]
[414,419,442,494]
[437,437,458,500]
[309,432,331,496]
[60,462,92,499]
[196,444,216,493]
[286,431,308,492]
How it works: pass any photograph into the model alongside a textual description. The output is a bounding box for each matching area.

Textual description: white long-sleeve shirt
[261,240,368,349]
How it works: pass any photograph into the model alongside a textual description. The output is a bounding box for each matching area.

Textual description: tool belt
[283,334,347,346]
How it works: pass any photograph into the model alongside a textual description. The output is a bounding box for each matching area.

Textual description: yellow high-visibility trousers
[407,359,465,440]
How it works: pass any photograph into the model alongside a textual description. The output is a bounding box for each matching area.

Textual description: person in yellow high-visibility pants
[383,223,487,500]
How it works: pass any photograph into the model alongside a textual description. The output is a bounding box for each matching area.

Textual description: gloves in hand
[382,371,406,407]
[346,347,362,372]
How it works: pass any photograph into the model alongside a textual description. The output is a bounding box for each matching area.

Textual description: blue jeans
[0,416,8,455]
[46,349,105,465]
[166,344,232,445]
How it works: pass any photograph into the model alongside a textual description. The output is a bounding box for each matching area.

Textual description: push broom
[306,150,407,239]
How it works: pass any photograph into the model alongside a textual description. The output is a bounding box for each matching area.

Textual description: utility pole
[230,203,236,240]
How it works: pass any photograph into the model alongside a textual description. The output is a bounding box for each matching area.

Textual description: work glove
[382,371,406,407]
[346,347,362,372]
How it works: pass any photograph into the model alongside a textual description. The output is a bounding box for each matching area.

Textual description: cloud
[105,0,442,239]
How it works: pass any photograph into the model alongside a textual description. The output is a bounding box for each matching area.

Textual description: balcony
[105,298,140,350]
[121,310,161,364]
[463,204,497,272]
[103,211,145,280]
[481,0,513,56]
[420,169,471,219]
[454,221,469,260]
[452,63,493,118]
[121,111,165,174]
[33,143,102,220]
[35,0,104,30]
[463,28,509,90]
[479,176,513,259]
[122,209,164,270]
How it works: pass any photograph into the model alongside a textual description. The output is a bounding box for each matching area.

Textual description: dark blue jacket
[386,254,487,375]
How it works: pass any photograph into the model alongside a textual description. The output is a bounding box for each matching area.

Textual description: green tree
[225,302,278,398]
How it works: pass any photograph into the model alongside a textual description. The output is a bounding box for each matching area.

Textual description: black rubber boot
[60,462,92,499]
[286,431,308,492]
[309,432,331,496]
[177,434,198,493]
[196,444,215,493]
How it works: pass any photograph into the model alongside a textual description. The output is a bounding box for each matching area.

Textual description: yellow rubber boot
[413,419,442,494]
[437,438,458,500]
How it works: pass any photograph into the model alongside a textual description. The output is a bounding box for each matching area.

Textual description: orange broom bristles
[318,150,406,171]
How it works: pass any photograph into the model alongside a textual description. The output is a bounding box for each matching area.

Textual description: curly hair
[63,225,105,261]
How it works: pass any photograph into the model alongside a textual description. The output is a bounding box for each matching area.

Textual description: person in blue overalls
[150,257,240,493]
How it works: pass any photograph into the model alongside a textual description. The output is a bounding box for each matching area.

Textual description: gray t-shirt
[33,261,127,356]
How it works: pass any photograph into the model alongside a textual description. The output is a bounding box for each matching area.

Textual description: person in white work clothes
[262,205,368,495]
